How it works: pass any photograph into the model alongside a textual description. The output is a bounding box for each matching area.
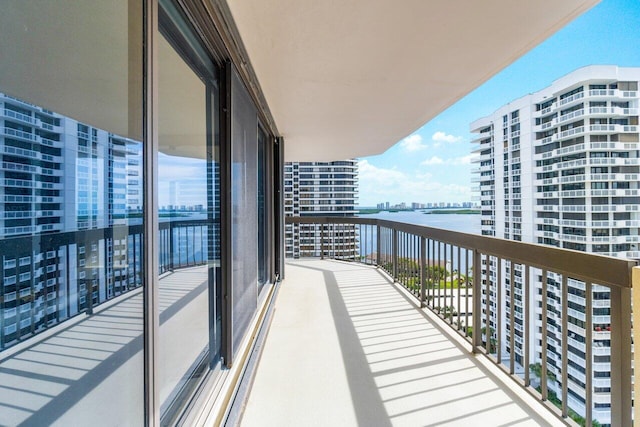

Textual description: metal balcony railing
[0,218,215,352]
[286,215,639,427]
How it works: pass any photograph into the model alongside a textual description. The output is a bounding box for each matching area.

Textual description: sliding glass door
[0,0,281,424]
[157,1,221,422]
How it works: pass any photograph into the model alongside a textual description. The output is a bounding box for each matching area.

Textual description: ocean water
[356,210,481,271]
[359,210,481,235]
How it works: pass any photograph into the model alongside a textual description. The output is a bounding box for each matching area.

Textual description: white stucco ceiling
[226,0,599,161]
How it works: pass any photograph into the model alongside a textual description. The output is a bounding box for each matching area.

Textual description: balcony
[2,215,635,425]
[535,104,557,117]
[249,216,637,427]
[241,259,561,426]
[589,124,639,133]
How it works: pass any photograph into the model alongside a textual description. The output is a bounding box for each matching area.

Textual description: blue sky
[358,0,640,207]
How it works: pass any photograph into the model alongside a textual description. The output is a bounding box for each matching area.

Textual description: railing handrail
[286,215,637,288]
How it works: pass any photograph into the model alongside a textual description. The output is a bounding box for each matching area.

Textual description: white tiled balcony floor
[240,259,563,427]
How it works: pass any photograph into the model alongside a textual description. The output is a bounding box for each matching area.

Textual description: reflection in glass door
[0,1,145,425]
[157,3,220,422]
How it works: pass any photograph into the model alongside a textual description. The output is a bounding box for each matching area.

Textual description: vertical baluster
[376,225,380,267]
[437,241,442,313]
[399,232,403,285]
[561,275,568,419]
[398,231,407,287]
[457,246,461,332]
[541,269,548,401]
[352,224,356,261]
[320,224,325,259]
[524,265,530,387]
[344,223,347,260]
[339,224,342,260]
[449,243,454,324]
[465,248,470,338]
[485,254,491,354]
[496,257,502,362]
[431,239,436,307]
[415,235,419,298]
[404,233,409,290]
[427,239,433,306]
[177,226,180,267]
[472,249,482,352]
[408,233,412,290]
[388,228,391,273]
[392,228,398,281]
[410,234,414,294]
[585,281,593,427]
[420,236,426,308]
[509,261,515,374]
[332,224,336,259]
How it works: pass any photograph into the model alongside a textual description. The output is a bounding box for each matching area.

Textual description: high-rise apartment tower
[471,65,640,426]
[284,161,358,258]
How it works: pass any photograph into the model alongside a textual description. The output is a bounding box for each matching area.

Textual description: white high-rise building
[284,161,358,258]
[0,93,143,236]
[0,93,143,348]
[471,65,640,426]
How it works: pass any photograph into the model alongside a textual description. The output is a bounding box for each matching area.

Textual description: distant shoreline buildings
[375,201,476,210]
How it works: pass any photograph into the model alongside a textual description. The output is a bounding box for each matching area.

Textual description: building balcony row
[538,189,639,198]
[534,172,640,186]
[535,107,639,131]
[535,218,640,229]
[534,89,639,116]
[471,130,494,144]
[538,124,638,145]
[537,142,639,162]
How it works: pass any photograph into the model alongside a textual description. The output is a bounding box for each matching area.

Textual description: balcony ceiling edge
[224,0,599,162]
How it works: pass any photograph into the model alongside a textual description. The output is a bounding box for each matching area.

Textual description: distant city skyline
[370,201,476,209]
[358,0,640,206]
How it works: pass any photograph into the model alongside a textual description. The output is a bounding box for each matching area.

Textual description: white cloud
[158,153,208,206]
[420,154,473,166]
[399,134,428,152]
[432,131,462,144]
[421,156,444,165]
[451,154,474,165]
[415,171,433,181]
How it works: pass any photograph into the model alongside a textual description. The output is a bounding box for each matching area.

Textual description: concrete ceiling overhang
[226,0,599,162]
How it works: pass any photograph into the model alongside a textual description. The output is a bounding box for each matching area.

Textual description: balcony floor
[0,265,208,426]
[240,259,563,427]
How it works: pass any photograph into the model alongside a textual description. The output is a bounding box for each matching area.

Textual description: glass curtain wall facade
[0,1,282,425]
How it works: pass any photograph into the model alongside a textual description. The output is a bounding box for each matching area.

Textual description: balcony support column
[630,267,640,426]
[610,283,632,427]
